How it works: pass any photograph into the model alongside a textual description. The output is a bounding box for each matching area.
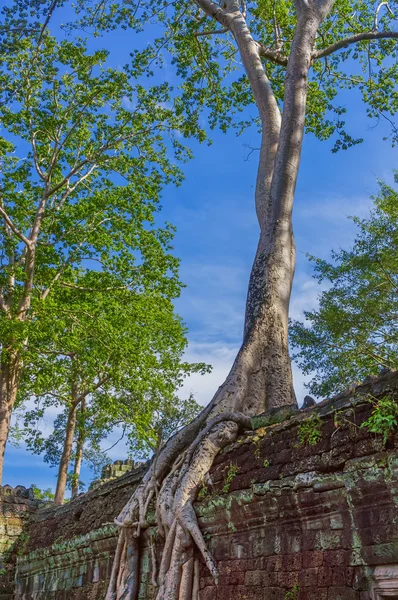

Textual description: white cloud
[121,95,135,111]
[296,194,372,222]
[181,339,314,409]
[181,341,238,406]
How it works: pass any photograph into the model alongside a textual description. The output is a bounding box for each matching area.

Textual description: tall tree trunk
[0,350,22,483]
[71,400,85,499]
[215,5,324,412]
[54,403,78,505]
[106,4,338,599]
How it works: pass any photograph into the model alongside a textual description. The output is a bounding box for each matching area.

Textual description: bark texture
[71,400,86,499]
[0,351,21,483]
[54,404,78,505]
[106,0,337,597]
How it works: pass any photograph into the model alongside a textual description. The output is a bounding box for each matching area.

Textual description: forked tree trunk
[54,403,78,505]
[105,2,337,599]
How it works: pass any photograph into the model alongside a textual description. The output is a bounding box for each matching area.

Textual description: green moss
[197,485,209,501]
[15,531,30,557]
[298,414,322,446]
[284,584,299,599]
[222,463,240,494]
[361,394,398,444]
[251,405,297,430]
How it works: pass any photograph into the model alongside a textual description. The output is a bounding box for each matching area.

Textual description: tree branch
[0,291,9,315]
[0,205,31,248]
[195,27,228,37]
[30,132,48,182]
[37,0,59,48]
[41,240,86,301]
[374,2,395,31]
[194,0,231,29]
[103,425,127,453]
[312,30,398,60]
[73,374,111,407]
[257,43,288,66]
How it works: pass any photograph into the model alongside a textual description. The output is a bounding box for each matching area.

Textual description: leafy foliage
[284,584,300,600]
[290,177,398,397]
[297,414,323,446]
[222,462,240,493]
[361,394,398,443]
[7,0,397,149]
[62,0,398,149]
[0,3,210,484]
[126,393,202,458]
[30,483,54,502]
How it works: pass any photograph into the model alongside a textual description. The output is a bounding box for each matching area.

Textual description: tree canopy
[53,0,398,148]
[0,1,208,485]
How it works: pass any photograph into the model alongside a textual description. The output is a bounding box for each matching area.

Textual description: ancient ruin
[0,371,395,599]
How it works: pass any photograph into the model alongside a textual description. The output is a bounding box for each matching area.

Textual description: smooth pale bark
[54,403,78,505]
[71,439,83,499]
[106,0,343,598]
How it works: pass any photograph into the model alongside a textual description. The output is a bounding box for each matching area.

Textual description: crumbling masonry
[1,371,397,599]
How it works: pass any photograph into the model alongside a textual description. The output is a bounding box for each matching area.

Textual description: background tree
[290,176,398,397]
[30,483,54,502]
[126,393,202,459]
[22,385,202,502]
[15,260,207,504]
[23,405,108,499]
[0,18,202,482]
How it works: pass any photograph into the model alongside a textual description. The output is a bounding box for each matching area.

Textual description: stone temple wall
[0,486,38,599]
[12,371,398,600]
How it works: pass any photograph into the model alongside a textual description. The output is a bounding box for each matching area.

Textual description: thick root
[105,413,252,600]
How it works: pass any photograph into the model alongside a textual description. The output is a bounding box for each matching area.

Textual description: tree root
[105,412,252,600]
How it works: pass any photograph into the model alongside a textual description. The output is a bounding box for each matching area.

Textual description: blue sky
[3,10,397,492]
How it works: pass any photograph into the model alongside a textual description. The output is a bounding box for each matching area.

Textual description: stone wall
[89,459,143,491]
[14,371,398,600]
[0,486,38,599]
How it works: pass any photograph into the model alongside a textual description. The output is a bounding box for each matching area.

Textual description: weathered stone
[5,372,398,599]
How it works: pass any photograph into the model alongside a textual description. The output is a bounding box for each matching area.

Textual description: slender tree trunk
[54,403,78,505]
[71,400,85,499]
[0,350,22,483]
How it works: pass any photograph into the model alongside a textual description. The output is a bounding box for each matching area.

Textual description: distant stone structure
[89,459,144,491]
[1,371,397,599]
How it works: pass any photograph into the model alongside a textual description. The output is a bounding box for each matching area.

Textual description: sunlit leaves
[0,7,209,476]
[77,0,398,148]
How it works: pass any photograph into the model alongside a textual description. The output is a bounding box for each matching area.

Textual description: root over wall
[9,371,398,599]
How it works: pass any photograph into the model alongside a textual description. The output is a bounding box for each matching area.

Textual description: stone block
[323,550,348,567]
[299,567,318,587]
[302,550,324,568]
[328,588,358,600]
